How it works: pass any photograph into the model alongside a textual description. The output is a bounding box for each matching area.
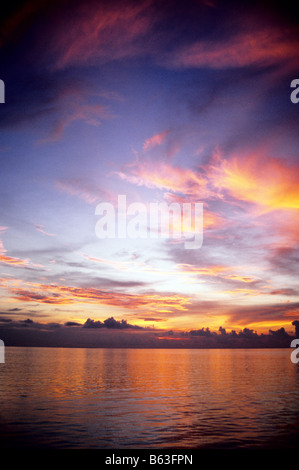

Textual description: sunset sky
[0,0,299,345]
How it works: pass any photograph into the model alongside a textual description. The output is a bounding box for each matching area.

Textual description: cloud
[0,255,30,267]
[142,130,170,152]
[56,178,114,205]
[34,224,56,237]
[178,263,232,278]
[115,160,212,200]
[208,153,299,213]
[166,24,299,72]
[0,240,33,267]
[268,246,299,278]
[83,317,142,329]
[270,288,299,296]
[0,75,113,142]
[37,88,111,143]
[226,301,299,328]
[65,321,81,327]
[292,320,299,338]
[2,276,191,315]
[112,144,299,241]
[0,316,297,348]
[47,0,156,70]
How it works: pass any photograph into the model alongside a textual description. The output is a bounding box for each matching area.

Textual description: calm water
[0,347,299,448]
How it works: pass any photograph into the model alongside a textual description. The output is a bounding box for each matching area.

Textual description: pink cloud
[50,0,155,70]
[115,160,213,200]
[34,224,56,237]
[142,130,169,152]
[167,25,299,71]
[56,178,114,205]
[40,99,110,143]
[113,157,226,230]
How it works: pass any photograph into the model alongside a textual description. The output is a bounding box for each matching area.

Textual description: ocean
[0,347,298,449]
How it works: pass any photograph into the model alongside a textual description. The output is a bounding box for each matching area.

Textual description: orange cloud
[0,240,30,267]
[178,264,261,287]
[178,264,229,277]
[0,255,30,267]
[210,154,299,213]
[224,274,259,284]
[221,288,263,297]
[6,279,191,315]
[114,159,226,233]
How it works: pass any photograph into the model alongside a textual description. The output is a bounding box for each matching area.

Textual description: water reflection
[0,347,298,448]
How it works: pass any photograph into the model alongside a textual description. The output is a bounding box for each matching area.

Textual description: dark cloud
[189,327,213,337]
[292,321,299,338]
[139,317,166,322]
[0,316,297,348]
[82,318,104,329]
[64,321,81,327]
[83,317,143,330]
[181,325,294,348]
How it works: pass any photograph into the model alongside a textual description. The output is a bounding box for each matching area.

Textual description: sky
[0,0,299,347]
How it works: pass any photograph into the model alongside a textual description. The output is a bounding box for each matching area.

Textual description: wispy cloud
[0,74,114,145]
[38,90,111,143]
[49,0,156,69]
[142,130,170,152]
[2,276,191,315]
[0,240,30,267]
[0,238,45,269]
[34,224,56,237]
[115,160,212,199]
[166,24,299,72]
[56,178,114,205]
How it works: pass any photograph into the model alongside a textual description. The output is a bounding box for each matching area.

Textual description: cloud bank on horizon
[0,0,299,345]
[0,316,298,349]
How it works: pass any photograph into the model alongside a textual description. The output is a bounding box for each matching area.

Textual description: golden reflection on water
[1,347,299,448]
